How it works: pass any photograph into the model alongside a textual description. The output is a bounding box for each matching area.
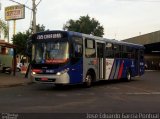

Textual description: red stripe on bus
[118,61,124,79]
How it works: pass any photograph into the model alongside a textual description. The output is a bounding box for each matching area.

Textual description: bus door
[135,49,140,75]
[97,42,105,79]
[139,50,145,75]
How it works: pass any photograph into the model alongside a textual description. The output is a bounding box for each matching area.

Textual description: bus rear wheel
[84,73,92,88]
[126,70,131,81]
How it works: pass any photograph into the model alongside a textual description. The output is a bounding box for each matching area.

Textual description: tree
[12,32,28,55]
[12,24,47,56]
[29,24,46,34]
[36,24,46,32]
[0,19,9,38]
[63,15,104,37]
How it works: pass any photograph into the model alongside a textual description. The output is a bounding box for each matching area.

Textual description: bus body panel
[105,58,114,80]
[32,72,70,84]
[83,57,97,82]
[105,58,143,80]
[68,58,83,84]
[105,58,129,80]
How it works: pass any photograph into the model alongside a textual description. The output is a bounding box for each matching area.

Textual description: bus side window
[85,39,96,58]
[114,44,121,58]
[73,37,83,58]
[105,42,114,58]
[140,50,144,60]
[122,45,128,58]
[127,46,134,59]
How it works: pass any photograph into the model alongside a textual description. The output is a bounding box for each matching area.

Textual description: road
[0,71,160,114]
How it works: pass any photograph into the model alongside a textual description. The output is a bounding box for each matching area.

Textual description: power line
[7,0,32,10]
[36,0,42,7]
[7,0,42,10]
[24,0,29,5]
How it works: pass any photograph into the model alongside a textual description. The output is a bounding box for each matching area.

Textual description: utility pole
[26,0,41,78]
[0,2,1,39]
[7,21,10,42]
[32,0,36,34]
[0,2,1,10]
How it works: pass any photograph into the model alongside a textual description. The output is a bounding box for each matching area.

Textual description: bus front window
[34,41,69,64]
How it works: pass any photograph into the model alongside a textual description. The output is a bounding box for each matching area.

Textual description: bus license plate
[41,78,48,81]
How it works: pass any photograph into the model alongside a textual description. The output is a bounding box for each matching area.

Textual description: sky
[0,0,160,41]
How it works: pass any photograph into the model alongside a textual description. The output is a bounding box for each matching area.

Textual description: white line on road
[104,92,160,95]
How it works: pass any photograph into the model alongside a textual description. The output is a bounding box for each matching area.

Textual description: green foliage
[36,24,46,32]
[12,32,28,55]
[0,19,9,38]
[29,24,46,34]
[63,15,104,37]
[12,24,46,56]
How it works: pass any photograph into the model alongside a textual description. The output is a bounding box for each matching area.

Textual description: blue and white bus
[30,30,145,87]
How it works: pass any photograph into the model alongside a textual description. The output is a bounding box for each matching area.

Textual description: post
[0,2,1,10]
[13,48,16,76]
[25,0,36,78]
[32,0,36,34]
[13,20,16,35]
[7,21,9,43]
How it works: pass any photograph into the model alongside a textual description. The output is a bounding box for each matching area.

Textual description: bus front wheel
[84,73,92,88]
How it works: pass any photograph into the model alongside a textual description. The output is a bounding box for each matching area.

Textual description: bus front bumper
[31,73,70,84]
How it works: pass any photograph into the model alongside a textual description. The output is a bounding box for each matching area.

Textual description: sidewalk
[0,72,33,88]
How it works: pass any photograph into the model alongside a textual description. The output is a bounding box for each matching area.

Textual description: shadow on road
[33,78,141,92]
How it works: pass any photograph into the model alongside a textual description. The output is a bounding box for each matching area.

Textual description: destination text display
[36,33,62,40]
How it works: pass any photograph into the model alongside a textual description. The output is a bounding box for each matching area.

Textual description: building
[0,40,16,75]
[123,30,160,70]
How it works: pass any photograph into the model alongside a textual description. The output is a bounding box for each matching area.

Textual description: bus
[30,30,145,87]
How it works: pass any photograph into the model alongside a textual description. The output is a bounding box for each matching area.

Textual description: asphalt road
[0,71,160,113]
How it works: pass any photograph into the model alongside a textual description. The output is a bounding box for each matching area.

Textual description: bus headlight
[32,72,36,75]
[56,68,69,76]
[32,69,42,75]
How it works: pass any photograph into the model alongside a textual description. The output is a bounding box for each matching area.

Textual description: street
[0,71,160,113]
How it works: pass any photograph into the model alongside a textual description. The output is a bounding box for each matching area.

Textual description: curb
[0,81,34,88]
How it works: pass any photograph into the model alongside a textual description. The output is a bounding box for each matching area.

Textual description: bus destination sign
[36,33,62,40]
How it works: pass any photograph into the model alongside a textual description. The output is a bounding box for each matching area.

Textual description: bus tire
[84,73,92,88]
[126,70,131,81]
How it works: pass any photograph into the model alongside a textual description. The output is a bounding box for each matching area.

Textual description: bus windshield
[33,41,69,64]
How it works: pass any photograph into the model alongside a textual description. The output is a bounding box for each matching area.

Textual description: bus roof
[34,30,145,49]
[67,30,144,49]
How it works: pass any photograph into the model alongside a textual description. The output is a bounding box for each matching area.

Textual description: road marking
[126,92,160,95]
[151,92,160,94]
[56,94,67,97]
[104,92,160,95]
[125,92,151,95]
